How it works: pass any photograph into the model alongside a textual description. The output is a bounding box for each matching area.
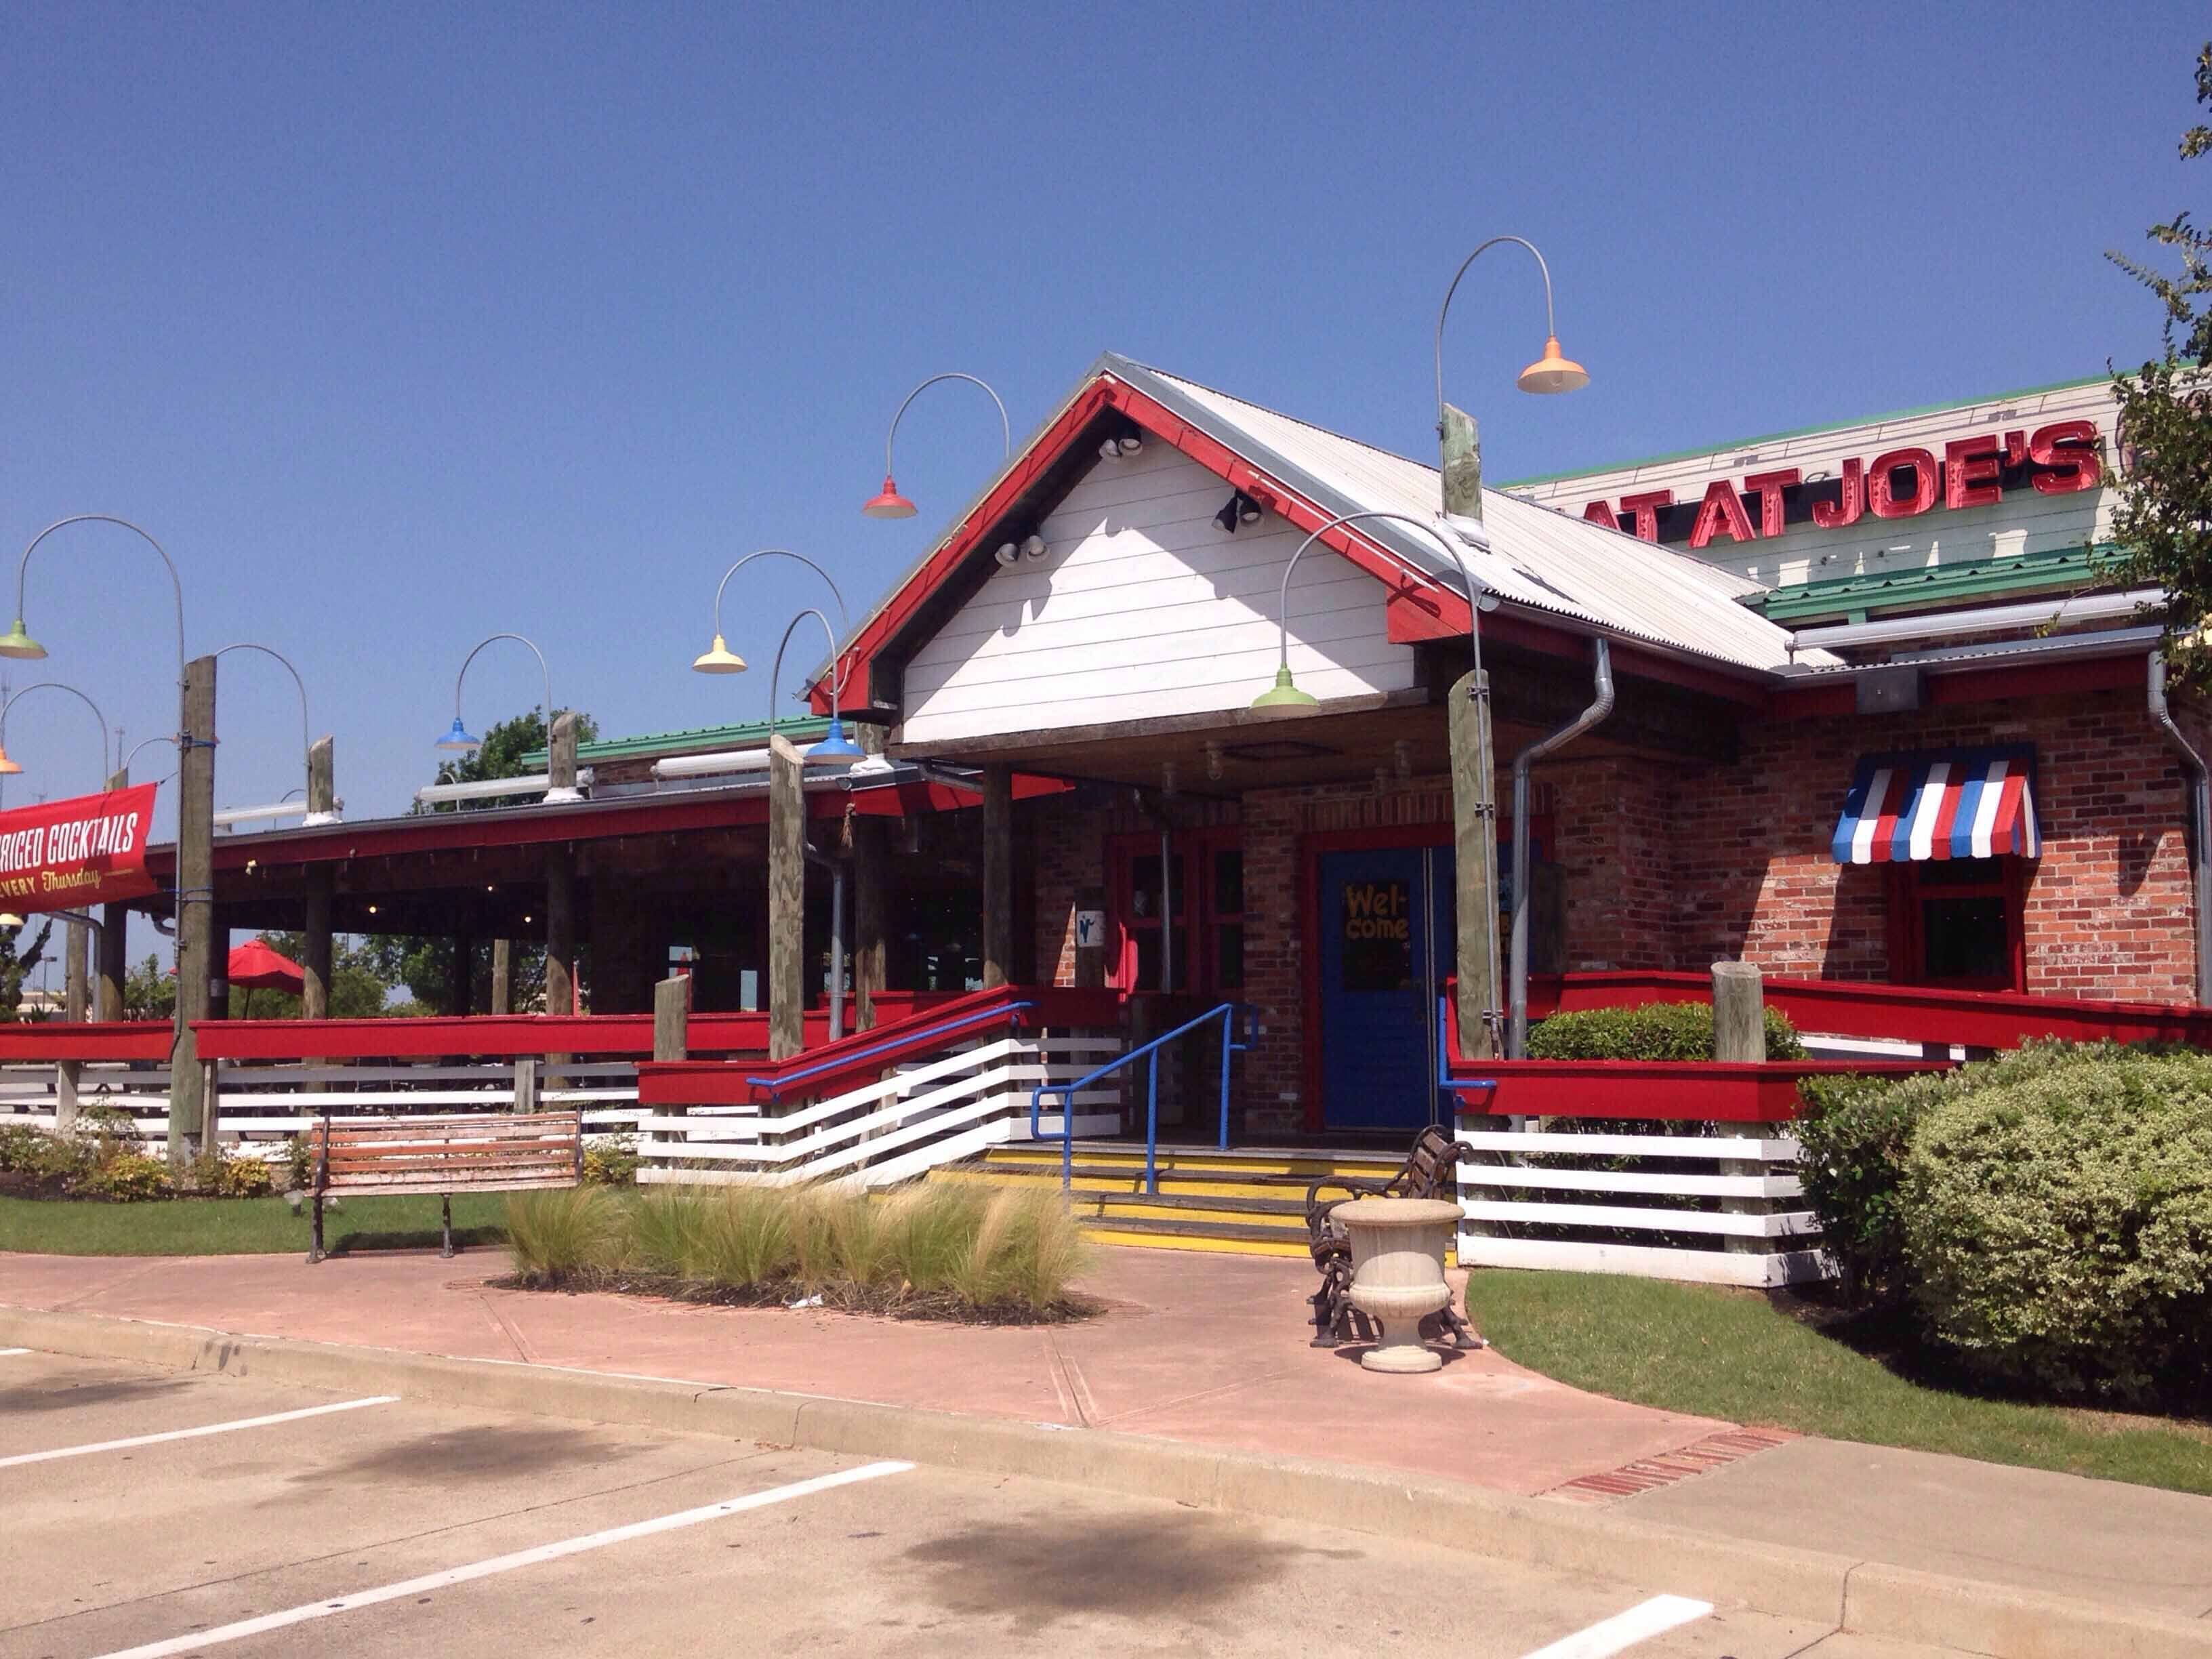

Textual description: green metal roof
[1499,371,2113,489]
[1746,544,2120,623]
[520,714,832,769]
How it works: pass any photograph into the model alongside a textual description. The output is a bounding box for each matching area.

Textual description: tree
[424,708,598,808]
[124,953,176,1021]
[0,919,54,1021]
[2108,42,2212,688]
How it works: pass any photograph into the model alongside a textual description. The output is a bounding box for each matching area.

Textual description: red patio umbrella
[226,939,305,994]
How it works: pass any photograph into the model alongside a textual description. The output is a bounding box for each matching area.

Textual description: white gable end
[899,444,1415,745]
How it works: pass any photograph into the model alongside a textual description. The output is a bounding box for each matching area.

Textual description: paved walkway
[3,1244,2209,1628]
[0,1246,1724,1495]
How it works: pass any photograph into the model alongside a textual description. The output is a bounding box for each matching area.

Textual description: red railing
[1527,971,2212,1050]
[1439,994,1946,1122]
[638,984,1124,1107]
[0,990,964,1067]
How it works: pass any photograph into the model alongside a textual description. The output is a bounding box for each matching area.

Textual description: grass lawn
[1472,1269,2212,1497]
[0,1193,509,1257]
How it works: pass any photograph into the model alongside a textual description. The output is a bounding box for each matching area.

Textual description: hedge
[1525,1000,1805,1061]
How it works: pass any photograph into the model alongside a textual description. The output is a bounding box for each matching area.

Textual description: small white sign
[1073,909,1106,949]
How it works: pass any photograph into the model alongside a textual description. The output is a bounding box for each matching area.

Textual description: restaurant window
[1889,858,2025,992]
[1111,830,1243,994]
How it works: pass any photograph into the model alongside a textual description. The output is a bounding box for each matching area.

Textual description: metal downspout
[803,843,848,1040]
[1507,639,1614,1057]
[2148,652,2212,1006]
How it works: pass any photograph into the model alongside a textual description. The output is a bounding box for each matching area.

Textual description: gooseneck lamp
[861,372,1012,520]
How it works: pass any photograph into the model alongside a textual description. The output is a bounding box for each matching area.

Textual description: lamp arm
[767,608,840,737]
[16,515,188,691]
[213,642,312,764]
[1271,510,1489,674]
[454,632,555,726]
[119,734,175,779]
[0,682,113,784]
[884,372,1012,478]
[709,551,853,698]
[1433,234,1558,431]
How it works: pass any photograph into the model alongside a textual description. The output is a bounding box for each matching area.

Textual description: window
[1111,830,1243,994]
[1889,857,2024,991]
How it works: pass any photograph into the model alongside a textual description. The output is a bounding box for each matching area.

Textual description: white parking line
[0,1395,398,1469]
[1519,1595,1714,1659]
[92,1459,913,1659]
[0,1347,31,1356]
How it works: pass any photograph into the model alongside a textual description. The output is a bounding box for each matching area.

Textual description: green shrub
[75,1152,175,1202]
[1900,1048,2212,1403]
[0,1124,49,1173]
[504,1187,623,1280]
[1526,1001,1805,1061]
[185,1149,278,1200]
[1797,1040,2142,1305]
[581,1133,639,1187]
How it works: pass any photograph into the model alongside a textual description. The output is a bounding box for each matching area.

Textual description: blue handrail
[744,1000,1033,1101]
[1029,1002,1256,1193]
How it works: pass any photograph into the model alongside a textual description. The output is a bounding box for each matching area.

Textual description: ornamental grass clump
[502,1176,1093,1321]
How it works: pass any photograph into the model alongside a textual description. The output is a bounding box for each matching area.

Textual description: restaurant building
[143,358,2196,1147]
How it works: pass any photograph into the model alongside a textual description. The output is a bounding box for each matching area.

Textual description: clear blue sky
[3,1,2205,885]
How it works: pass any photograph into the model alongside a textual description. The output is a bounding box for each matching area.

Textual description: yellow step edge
[1078,1227,1309,1258]
[1071,1202,1308,1231]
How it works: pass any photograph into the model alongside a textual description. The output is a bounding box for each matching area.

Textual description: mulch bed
[493,1267,1104,1327]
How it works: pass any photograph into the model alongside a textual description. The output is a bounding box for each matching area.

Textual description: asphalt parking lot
[0,1349,1952,1659]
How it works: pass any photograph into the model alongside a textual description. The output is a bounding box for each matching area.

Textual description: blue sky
[3,1,2205,939]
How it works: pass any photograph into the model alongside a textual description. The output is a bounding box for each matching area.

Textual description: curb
[5,1303,2207,1659]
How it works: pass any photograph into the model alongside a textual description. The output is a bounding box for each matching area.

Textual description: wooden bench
[305,1111,583,1263]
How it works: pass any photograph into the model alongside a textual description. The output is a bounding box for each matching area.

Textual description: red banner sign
[0,784,159,912]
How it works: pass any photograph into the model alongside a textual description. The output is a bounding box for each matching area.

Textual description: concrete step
[1076,1215,1313,1257]
[1071,1190,1311,1231]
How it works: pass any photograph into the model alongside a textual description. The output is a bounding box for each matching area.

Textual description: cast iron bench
[305,1110,583,1263]
[1305,1124,1483,1350]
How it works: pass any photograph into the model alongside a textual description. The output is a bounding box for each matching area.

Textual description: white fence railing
[0,1061,647,1159]
[1456,1128,1824,1289]
[638,1031,1121,1189]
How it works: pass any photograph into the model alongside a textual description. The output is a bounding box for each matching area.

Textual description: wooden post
[544,844,576,1081]
[169,654,217,1168]
[96,901,126,1023]
[489,938,512,1015]
[548,710,578,796]
[768,733,805,1061]
[58,915,87,1128]
[851,815,889,1030]
[449,934,476,1017]
[653,972,689,1061]
[512,1055,538,1114]
[1450,667,1500,1059]
[981,764,1012,989]
[300,737,335,1021]
[1439,403,1484,520]
[1712,960,1772,1258]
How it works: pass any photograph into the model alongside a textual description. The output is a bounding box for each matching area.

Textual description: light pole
[211,642,335,821]
[1248,507,1507,1061]
[1429,239,1591,1060]
[861,373,1012,519]
[0,514,211,1164]
[0,682,112,1052]
[436,631,556,756]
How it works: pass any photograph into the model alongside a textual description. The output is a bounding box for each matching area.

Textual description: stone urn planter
[1336,1197,1460,1374]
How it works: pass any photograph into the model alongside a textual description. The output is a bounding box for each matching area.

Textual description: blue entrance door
[1316,844,1454,1131]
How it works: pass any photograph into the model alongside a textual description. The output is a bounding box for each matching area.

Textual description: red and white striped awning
[1831,747,2039,865]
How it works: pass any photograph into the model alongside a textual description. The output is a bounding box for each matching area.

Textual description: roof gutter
[1786,588,2160,653]
[2148,651,2212,1006]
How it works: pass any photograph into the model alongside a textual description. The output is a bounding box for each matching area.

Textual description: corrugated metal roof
[1111,356,1825,674]
[520,714,831,768]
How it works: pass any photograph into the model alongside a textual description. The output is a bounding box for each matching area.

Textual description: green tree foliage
[425,708,598,808]
[0,918,54,1021]
[2108,43,2212,688]
[124,953,176,1021]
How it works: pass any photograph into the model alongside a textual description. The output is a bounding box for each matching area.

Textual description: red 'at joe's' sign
[1579,420,2104,550]
[0,784,159,912]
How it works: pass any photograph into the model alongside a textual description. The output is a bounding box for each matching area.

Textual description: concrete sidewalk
[3,1244,2208,1641]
